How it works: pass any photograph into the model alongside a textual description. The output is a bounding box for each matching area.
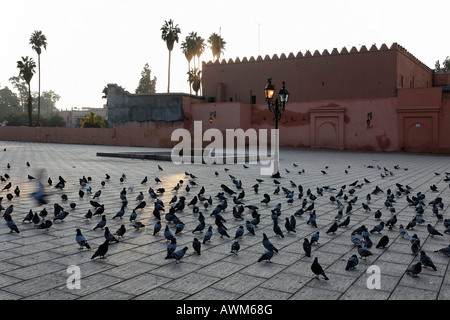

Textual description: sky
[1,0,449,110]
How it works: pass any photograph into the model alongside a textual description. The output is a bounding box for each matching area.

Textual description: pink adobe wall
[202,43,433,106]
[0,125,182,148]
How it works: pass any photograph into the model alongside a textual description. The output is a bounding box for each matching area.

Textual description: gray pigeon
[234,226,244,239]
[375,235,389,248]
[311,257,329,280]
[358,246,373,259]
[104,227,119,243]
[257,249,274,262]
[91,240,109,259]
[434,244,450,257]
[427,224,443,237]
[203,226,213,244]
[93,215,107,230]
[419,251,437,271]
[169,247,188,263]
[262,233,278,253]
[230,240,240,254]
[370,221,384,234]
[345,254,359,270]
[303,238,311,257]
[406,261,422,277]
[75,228,91,249]
[310,231,320,245]
[192,238,201,255]
[5,214,20,233]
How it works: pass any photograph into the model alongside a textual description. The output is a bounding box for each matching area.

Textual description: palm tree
[181,35,196,94]
[161,19,181,93]
[194,35,206,71]
[16,56,36,126]
[187,68,202,96]
[208,32,226,62]
[29,30,47,125]
[81,112,107,128]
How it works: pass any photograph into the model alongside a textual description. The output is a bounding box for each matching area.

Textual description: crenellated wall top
[203,43,431,71]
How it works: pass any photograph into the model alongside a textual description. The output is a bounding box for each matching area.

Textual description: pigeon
[262,233,278,253]
[75,229,91,249]
[310,231,320,245]
[370,222,384,234]
[218,225,230,238]
[31,212,40,225]
[22,209,34,223]
[311,257,329,280]
[375,235,389,248]
[303,238,311,257]
[338,216,350,228]
[434,244,450,257]
[411,241,420,255]
[234,225,244,239]
[91,240,110,259]
[165,238,177,259]
[230,240,240,254]
[115,224,127,238]
[326,221,339,234]
[36,220,52,231]
[203,226,213,244]
[104,227,119,243]
[164,225,175,241]
[358,246,373,259]
[307,212,318,228]
[386,215,397,230]
[84,209,93,220]
[192,238,201,255]
[345,254,359,270]
[257,249,274,263]
[5,214,20,233]
[419,251,437,271]
[260,193,271,205]
[406,218,416,230]
[406,262,422,277]
[169,247,188,263]
[135,201,147,211]
[245,220,255,235]
[93,204,105,216]
[284,217,296,233]
[427,224,443,237]
[109,204,125,220]
[192,221,206,233]
[273,221,284,238]
[53,210,69,222]
[93,215,107,230]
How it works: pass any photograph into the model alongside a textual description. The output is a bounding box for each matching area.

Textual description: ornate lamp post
[264,77,289,178]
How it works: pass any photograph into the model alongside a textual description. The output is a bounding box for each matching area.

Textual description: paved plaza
[0,141,449,301]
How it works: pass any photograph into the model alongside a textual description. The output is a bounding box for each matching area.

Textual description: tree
[16,56,36,126]
[81,112,107,128]
[32,90,60,118]
[187,68,202,96]
[181,35,196,94]
[29,30,47,125]
[435,56,450,72]
[135,63,157,94]
[9,76,28,111]
[208,32,226,62]
[0,86,20,118]
[194,34,206,71]
[161,19,181,93]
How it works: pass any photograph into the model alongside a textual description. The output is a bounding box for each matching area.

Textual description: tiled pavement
[0,141,449,301]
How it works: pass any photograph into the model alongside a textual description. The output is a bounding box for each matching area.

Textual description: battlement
[204,42,432,72]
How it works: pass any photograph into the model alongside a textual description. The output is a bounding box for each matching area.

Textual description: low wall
[0,124,183,148]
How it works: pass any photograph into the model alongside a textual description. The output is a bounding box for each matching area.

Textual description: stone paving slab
[0,141,449,302]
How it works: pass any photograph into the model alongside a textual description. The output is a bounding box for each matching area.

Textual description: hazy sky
[2,0,449,110]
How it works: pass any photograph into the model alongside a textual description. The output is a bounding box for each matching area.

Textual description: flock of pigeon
[1,149,450,286]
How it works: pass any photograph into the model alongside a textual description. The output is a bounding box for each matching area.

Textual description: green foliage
[0,86,20,118]
[435,56,450,72]
[135,63,157,94]
[81,112,107,128]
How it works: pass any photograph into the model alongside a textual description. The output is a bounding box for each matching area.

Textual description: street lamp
[264,77,289,178]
